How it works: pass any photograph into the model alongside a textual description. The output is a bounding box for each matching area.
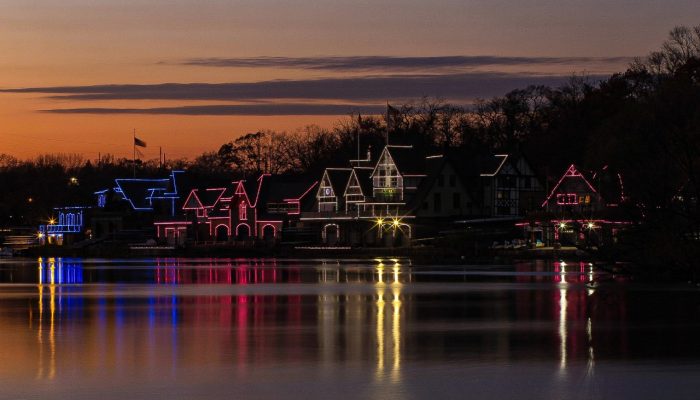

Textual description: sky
[1,0,699,160]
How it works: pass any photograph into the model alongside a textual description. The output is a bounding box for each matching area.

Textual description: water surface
[0,257,698,399]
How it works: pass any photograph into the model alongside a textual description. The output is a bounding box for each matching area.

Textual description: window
[556,193,579,205]
[449,174,456,187]
[497,190,510,200]
[238,201,247,220]
[433,193,442,213]
[453,193,461,209]
[437,175,444,187]
[422,201,429,210]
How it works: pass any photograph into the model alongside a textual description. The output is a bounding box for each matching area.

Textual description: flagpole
[357,114,361,161]
[133,129,136,177]
[385,102,390,146]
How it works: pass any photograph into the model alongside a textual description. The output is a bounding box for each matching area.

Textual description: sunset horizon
[2,0,699,159]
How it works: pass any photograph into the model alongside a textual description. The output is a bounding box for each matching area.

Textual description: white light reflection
[558,262,567,372]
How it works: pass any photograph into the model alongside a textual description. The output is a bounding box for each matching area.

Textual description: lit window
[556,193,580,205]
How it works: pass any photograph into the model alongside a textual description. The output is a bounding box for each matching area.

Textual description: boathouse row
[517,164,634,248]
[35,145,634,248]
[298,145,546,246]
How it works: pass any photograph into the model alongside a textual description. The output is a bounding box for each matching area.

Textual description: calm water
[0,257,699,399]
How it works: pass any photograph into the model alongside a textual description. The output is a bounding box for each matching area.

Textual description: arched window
[238,201,247,220]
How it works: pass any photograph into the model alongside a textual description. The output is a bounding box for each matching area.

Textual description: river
[0,257,698,399]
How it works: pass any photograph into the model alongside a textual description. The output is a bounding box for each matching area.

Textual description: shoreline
[18,243,595,264]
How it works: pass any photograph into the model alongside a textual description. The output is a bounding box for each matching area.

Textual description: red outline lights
[542,164,598,208]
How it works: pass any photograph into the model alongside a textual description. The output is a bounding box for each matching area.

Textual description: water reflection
[0,257,697,398]
[374,263,403,383]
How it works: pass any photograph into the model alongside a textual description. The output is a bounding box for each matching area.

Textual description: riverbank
[18,242,595,265]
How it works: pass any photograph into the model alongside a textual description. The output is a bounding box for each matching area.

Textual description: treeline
[2,25,700,274]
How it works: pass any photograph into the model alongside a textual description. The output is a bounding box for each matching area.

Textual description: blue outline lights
[95,189,108,208]
[110,170,184,215]
[39,207,87,235]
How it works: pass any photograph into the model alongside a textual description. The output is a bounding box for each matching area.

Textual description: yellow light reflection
[376,287,385,377]
[376,262,385,284]
[36,257,57,380]
[375,264,402,384]
[391,286,401,383]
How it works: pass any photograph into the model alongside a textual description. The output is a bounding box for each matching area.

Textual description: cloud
[174,55,635,71]
[41,103,389,116]
[1,71,610,103]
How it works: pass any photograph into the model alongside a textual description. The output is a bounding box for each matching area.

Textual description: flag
[386,104,401,131]
[134,137,147,148]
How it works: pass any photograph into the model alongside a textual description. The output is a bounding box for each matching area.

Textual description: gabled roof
[345,167,373,197]
[479,154,509,176]
[541,164,598,207]
[323,168,353,196]
[243,175,267,207]
[182,190,204,209]
[198,188,226,208]
[407,154,476,211]
[231,180,253,206]
[384,145,426,176]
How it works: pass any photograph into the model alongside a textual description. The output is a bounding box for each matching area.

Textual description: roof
[407,155,477,211]
[351,167,373,196]
[114,171,184,211]
[541,164,598,207]
[325,168,353,196]
[243,178,262,206]
[115,179,171,210]
[479,154,509,176]
[198,188,226,208]
[385,145,426,176]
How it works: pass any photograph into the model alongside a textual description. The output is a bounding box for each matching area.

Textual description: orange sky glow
[2,0,700,159]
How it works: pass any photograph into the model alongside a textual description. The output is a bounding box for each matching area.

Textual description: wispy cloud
[174,55,635,71]
[1,72,610,103]
[41,103,388,116]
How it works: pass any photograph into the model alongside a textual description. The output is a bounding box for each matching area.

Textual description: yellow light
[69,177,79,185]
[376,218,384,226]
[37,232,44,238]
[559,222,567,229]
[392,218,400,227]
[48,218,56,225]
[587,222,595,229]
